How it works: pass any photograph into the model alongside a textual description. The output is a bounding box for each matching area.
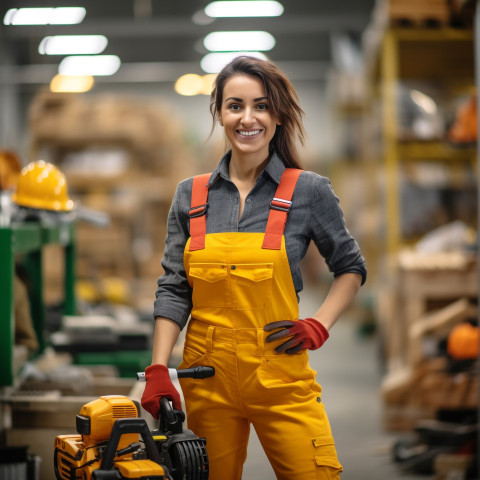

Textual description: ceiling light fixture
[204,31,275,52]
[175,73,218,96]
[201,52,267,74]
[39,35,108,55]
[3,7,86,25]
[201,74,218,95]
[175,74,204,96]
[50,74,95,93]
[204,1,284,18]
[59,55,121,76]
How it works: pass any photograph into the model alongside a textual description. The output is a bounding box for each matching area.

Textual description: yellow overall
[178,170,343,480]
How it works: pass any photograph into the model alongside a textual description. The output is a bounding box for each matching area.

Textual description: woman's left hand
[264,318,329,354]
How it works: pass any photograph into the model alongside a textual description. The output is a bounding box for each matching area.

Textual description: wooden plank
[408,298,478,365]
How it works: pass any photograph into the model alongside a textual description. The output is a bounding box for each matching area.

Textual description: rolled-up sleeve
[153,179,193,330]
[310,176,367,285]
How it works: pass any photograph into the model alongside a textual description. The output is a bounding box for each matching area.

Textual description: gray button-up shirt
[154,151,367,330]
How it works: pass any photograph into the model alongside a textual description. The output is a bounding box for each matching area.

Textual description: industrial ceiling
[0,0,377,86]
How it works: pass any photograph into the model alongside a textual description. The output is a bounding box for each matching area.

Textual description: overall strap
[188,173,211,251]
[262,168,303,250]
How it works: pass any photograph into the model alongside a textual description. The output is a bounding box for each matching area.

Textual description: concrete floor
[241,286,427,480]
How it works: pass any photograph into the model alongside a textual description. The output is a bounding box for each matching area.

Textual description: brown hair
[209,56,306,169]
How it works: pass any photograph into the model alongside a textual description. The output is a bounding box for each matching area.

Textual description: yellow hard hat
[12,160,74,211]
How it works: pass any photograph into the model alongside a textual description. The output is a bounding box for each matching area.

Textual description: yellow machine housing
[54,395,166,480]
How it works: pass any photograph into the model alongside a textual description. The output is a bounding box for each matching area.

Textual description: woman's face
[219,74,279,160]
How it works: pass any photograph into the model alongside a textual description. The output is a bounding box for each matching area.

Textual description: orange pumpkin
[447,323,479,360]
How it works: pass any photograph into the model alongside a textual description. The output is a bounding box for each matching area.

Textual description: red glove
[264,318,329,354]
[141,364,182,419]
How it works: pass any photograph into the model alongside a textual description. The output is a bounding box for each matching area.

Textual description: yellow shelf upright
[381,29,401,254]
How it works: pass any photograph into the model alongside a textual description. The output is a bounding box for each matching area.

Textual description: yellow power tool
[54,366,214,480]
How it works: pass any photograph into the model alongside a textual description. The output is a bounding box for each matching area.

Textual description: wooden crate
[378,252,478,431]
[434,453,475,480]
[375,0,451,28]
[381,365,478,430]
[378,252,477,370]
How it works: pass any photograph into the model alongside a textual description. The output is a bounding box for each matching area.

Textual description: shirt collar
[209,151,231,185]
[263,152,286,184]
[207,150,286,186]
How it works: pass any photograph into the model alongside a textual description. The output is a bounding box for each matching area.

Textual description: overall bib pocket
[189,263,228,307]
[188,262,274,310]
[230,263,273,310]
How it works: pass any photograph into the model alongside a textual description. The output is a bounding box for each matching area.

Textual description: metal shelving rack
[379,27,476,253]
[0,221,76,387]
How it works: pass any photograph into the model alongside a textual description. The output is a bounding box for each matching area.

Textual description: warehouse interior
[0,1,478,479]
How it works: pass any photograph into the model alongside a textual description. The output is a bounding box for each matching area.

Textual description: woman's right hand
[141,364,182,419]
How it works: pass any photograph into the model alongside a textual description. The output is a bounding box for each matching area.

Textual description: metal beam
[0,59,331,85]
[2,14,371,39]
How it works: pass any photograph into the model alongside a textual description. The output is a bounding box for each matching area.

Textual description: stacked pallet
[28,92,197,308]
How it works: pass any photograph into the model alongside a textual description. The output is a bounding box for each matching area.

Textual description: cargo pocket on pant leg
[313,436,343,478]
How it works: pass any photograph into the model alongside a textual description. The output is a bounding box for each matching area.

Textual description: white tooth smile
[238,130,260,136]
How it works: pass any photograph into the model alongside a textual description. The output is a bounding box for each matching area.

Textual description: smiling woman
[142,55,367,480]
[209,56,306,169]
[219,74,279,164]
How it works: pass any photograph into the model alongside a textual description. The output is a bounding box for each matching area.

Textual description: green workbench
[0,221,76,387]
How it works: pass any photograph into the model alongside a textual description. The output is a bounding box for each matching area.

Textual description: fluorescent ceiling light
[205,1,283,17]
[50,74,95,93]
[3,7,86,25]
[204,31,275,52]
[201,52,267,74]
[39,35,108,55]
[59,55,121,76]
[49,7,86,24]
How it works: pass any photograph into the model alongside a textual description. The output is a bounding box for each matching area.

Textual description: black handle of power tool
[159,397,184,435]
[177,366,215,379]
[160,397,178,424]
[98,418,162,471]
[136,366,215,381]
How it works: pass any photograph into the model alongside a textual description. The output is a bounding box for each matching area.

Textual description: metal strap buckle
[188,204,208,218]
[269,197,292,213]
